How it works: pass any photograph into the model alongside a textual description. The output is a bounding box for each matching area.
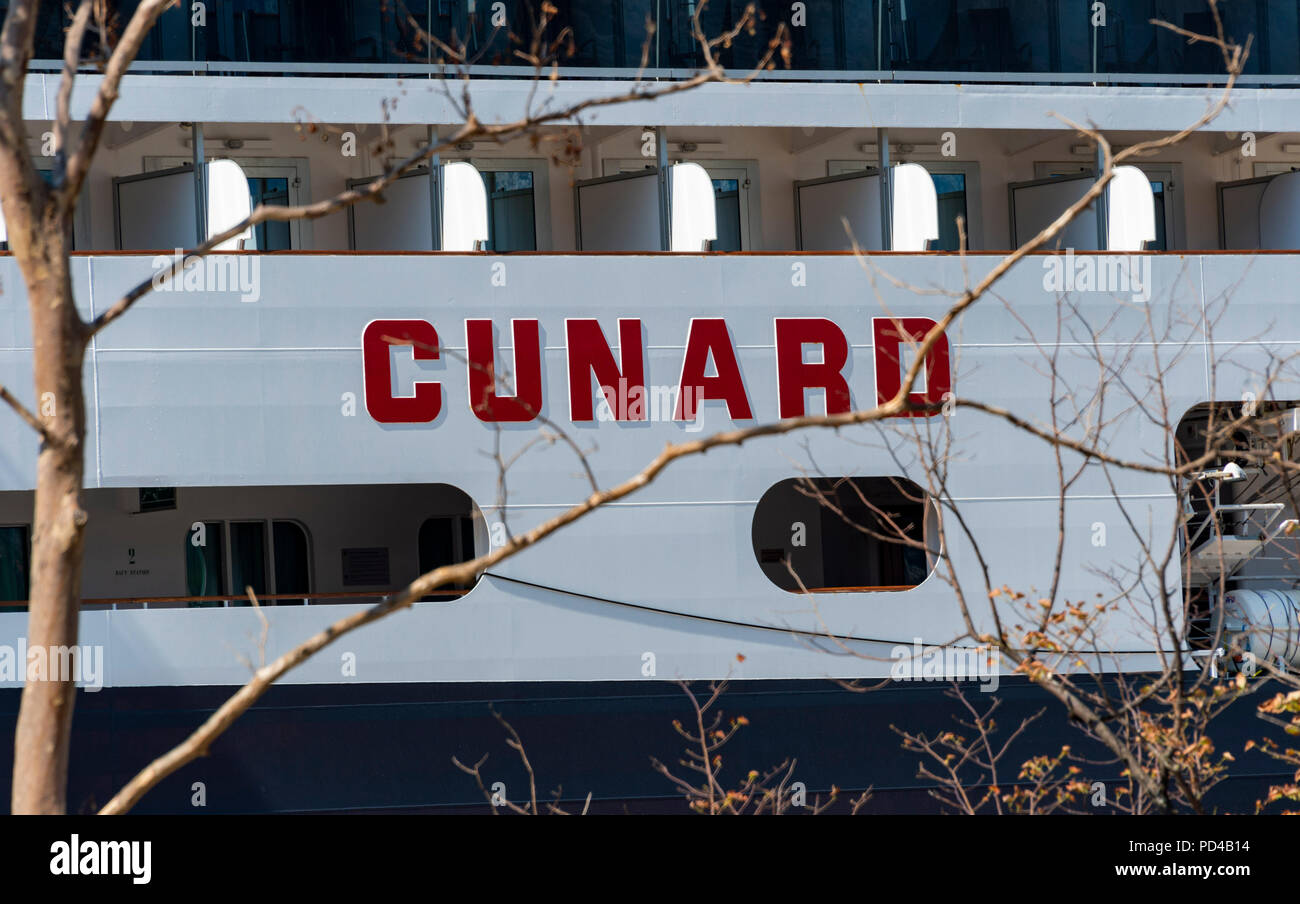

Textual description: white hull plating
[0,252,1293,689]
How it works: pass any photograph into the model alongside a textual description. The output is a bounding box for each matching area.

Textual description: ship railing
[27,59,1300,88]
[0,590,470,611]
[1185,502,1285,555]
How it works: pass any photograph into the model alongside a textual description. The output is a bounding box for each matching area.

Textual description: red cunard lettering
[872,317,952,416]
[675,318,753,420]
[362,319,441,423]
[364,316,953,424]
[774,318,852,418]
[566,319,646,421]
[466,319,543,422]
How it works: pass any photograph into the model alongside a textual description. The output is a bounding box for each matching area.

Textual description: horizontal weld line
[481,493,1175,510]
[55,339,1265,355]
[88,346,363,353]
[12,340,1286,355]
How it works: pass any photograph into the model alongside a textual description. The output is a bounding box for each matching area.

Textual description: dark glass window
[114,0,192,61]
[272,520,311,604]
[1099,0,1265,76]
[247,176,292,250]
[186,519,311,605]
[1147,179,1168,251]
[931,172,968,252]
[711,178,742,251]
[418,515,477,601]
[185,521,226,606]
[12,1,1299,78]
[230,521,268,604]
[887,1,1055,73]
[139,487,178,513]
[484,170,536,251]
[0,525,30,609]
[0,1,68,59]
[752,476,938,593]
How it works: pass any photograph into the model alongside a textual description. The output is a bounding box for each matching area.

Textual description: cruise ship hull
[0,251,1294,812]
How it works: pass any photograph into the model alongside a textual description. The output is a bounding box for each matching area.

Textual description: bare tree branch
[0,381,50,440]
[55,0,177,211]
[51,0,94,184]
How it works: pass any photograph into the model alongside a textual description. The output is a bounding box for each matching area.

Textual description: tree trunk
[10,229,87,815]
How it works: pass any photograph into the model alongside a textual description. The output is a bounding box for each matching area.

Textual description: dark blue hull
[1,676,1289,813]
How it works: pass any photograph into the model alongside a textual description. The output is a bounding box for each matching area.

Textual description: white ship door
[347,162,490,251]
[114,159,255,250]
[574,168,665,250]
[794,169,885,251]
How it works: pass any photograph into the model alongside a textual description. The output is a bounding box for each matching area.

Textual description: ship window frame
[271,519,313,605]
[138,487,178,513]
[18,160,91,250]
[378,156,553,251]
[184,517,314,606]
[1253,162,1300,178]
[0,522,30,608]
[604,157,761,251]
[185,520,227,606]
[751,476,941,594]
[828,158,984,250]
[1032,160,1184,250]
[145,155,312,250]
[464,157,553,251]
[416,514,479,602]
[228,519,270,603]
